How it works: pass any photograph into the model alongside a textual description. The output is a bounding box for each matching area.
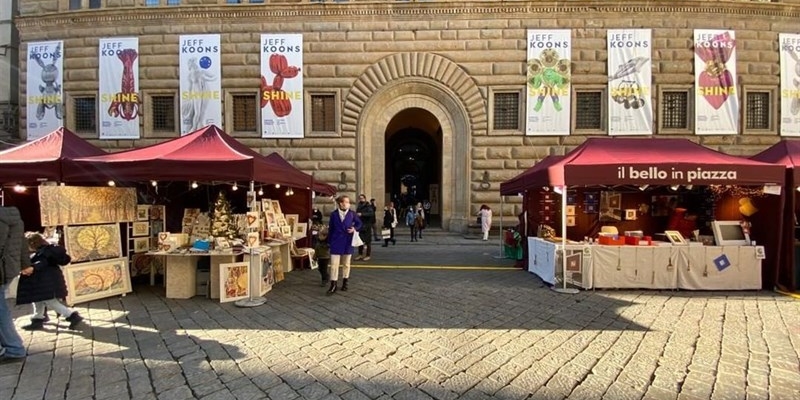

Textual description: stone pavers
[2,249,800,399]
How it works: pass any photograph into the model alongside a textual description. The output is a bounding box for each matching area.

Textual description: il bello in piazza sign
[561,164,783,186]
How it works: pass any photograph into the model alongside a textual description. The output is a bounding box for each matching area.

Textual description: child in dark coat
[313,227,331,286]
[17,233,84,331]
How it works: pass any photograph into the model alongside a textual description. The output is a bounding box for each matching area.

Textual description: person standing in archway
[478,204,493,241]
[327,195,362,295]
[355,194,375,261]
[382,201,398,247]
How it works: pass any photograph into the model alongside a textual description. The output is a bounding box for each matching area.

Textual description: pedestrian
[415,202,426,239]
[0,207,27,363]
[17,232,84,331]
[313,226,330,287]
[326,195,362,295]
[405,205,418,242]
[381,201,398,247]
[478,204,493,241]
[370,199,381,241]
[355,194,375,261]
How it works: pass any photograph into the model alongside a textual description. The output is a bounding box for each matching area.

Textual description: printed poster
[780,33,800,136]
[26,41,64,141]
[179,34,222,135]
[607,29,652,135]
[260,33,304,138]
[525,30,571,136]
[99,37,140,139]
[694,30,739,135]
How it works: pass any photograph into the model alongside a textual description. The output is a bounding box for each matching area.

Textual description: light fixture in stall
[232,183,238,191]
[257,186,264,196]
[796,186,800,192]
[285,188,294,196]
[191,181,198,189]
[13,184,26,193]
[108,180,116,187]
[638,184,649,191]
[275,183,281,189]
[669,185,679,191]
[150,180,158,187]
[553,186,563,195]
[685,185,693,190]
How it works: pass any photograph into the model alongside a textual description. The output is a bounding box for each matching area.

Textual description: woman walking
[381,201,398,247]
[17,232,84,331]
[478,204,493,241]
[326,195,362,295]
[355,194,375,261]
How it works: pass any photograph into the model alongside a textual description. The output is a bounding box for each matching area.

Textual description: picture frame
[132,237,150,253]
[246,232,261,248]
[711,220,751,246]
[280,225,292,236]
[65,224,123,263]
[219,261,250,303]
[262,199,273,212]
[285,214,299,228]
[246,211,261,229]
[665,230,687,245]
[132,221,150,237]
[260,255,274,296]
[215,237,231,250]
[63,257,132,306]
[565,205,576,216]
[136,205,149,221]
[625,209,637,221]
[149,205,165,221]
[566,216,576,227]
[271,200,282,215]
[293,222,308,238]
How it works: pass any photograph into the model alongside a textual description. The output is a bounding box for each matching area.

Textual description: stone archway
[341,52,487,231]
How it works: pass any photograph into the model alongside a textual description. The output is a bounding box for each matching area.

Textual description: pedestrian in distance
[326,195,362,295]
[382,201,398,247]
[405,205,418,242]
[478,204,493,241]
[355,194,375,261]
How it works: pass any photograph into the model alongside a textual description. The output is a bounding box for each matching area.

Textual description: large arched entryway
[385,108,442,227]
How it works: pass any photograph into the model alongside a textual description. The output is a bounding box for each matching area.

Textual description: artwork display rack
[128,205,167,286]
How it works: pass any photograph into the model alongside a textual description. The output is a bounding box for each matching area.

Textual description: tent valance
[500,155,565,196]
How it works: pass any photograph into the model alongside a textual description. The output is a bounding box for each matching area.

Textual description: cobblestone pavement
[3,236,800,400]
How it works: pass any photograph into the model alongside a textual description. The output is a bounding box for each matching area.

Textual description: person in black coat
[0,207,27,362]
[17,233,84,331]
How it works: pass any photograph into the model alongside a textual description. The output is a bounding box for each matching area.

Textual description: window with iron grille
[145,0,159,5]
[166,0,180,5]
[69,0,82,9]
[151,96,176,132]
[89,0,102,8]
[74,97,96,133]
[746,91,771,130]
[661,91,689,130]
[232,95,258,132]
[492,92,520,130]
[311,94,336,132]
[575,91,603,130]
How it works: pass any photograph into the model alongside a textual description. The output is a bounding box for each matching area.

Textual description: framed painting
[280,225,292,237]
[285,214,299,228]
[260,255,274,296]
[136,205,149,221]
[246,212,261,229]
[64,257,132,306]
[219,262,250,303]
[246,232,261,248]
[39,186,136,226]
[294,222,308,238]
[132,237,150,253]
[665,230,687,245]
[271,200,282,215]
[262,199,273,212]
[149,205,165,221]
[132,221,149,237]
[65,224,123,263]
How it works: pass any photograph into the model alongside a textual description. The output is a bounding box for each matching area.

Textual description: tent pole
[249,181,255,210]
[499,196,505,258]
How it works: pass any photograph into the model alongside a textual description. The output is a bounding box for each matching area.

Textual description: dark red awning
[751,140,800,183]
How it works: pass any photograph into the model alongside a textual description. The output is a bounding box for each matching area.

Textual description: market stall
[751,140,800,293]
[503,137,785,291]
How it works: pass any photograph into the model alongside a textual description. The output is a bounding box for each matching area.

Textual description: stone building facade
[14,0,800,231]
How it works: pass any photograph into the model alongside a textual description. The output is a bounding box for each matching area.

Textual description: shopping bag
[381,229,391,239]
[4,275,19,299]
[351,233,364,247]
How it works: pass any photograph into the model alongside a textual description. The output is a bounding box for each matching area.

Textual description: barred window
[145,0,159,5]
[575,91,603,130]
[661,91,689,130]
[746,92,771,130]
[74,97,96,134]
[89,0,101,8]
[69,0,82,9]
[151,96,176,132]
[166,0,180,5]
[232,95,258,132]
[311,94,336,132]
[493,92,520,130]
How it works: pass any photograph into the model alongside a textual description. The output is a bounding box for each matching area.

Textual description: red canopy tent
[751,140,800,292]
[0,127,106,183]
[500,155,565,196]
[64,125,324,191]
[526,137,784,187]
[263,152,336,196]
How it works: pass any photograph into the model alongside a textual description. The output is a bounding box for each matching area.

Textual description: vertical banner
[260,34,304,138]
[694,30,739,135]
[179,34,222,135]
[26,41,64,141]
[607,29,652,135]
[780,33,800,136]
[99,37,140,139]
[525,30,571,136]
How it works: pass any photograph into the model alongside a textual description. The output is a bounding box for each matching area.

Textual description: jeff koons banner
[99,37,140,139]
[694,30,739,135]
[260,34,304,139]
[525,30,571,136]
[780,33,800,136]
[179,34,222,135]
[26,41,64,141]
[607,29,652,135]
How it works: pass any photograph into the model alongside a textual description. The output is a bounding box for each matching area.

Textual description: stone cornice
[15,1,800,29]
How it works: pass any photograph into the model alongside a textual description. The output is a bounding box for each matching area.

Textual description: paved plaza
[2,233,800,400]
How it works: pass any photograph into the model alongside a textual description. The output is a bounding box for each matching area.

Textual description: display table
[149,251,243,299]
[527,238,762,290]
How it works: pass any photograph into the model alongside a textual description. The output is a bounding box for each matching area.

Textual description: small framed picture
[665,230,687,245]
[132,222,150,237]
[136,205,149,221]
[132,237,150,253]
[625,209,637,221]
[262,199,273,212]
[280,225,292,236]
[294,222,308,238]
[285,214,299,228]
[271,200,282,215]
[566,216,576,227]
[565,205,576,216]
[755,246,765,260]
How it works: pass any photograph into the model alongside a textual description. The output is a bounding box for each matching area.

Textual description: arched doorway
[385,108,442,227]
